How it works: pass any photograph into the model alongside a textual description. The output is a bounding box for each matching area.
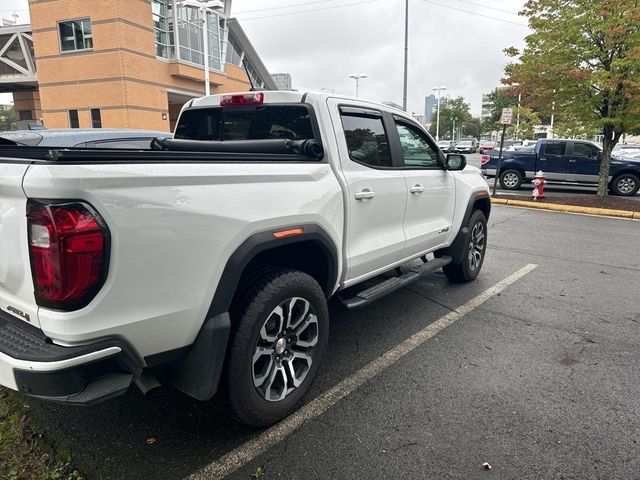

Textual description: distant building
[424,94,448,122]
[271,73,292,90]
[0,103,13,111]
[425,95,436,121]
[481,93,494,121]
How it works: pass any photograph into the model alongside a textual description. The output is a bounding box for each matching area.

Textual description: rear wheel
[499,169,523,190]
[610,173,640,196]
[443,210,487,283]
[227,269,329,427]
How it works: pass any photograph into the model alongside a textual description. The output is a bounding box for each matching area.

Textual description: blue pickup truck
[481,139,640,196]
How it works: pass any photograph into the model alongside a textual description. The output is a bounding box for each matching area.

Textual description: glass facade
[243,59,264,89]
[152,0,174,59]
[153,0,224,72]
[225,35,242,66]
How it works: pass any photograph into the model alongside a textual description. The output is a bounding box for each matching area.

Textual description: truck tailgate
[0,163,39,328]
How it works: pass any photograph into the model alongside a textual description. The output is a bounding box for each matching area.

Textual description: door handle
[409,184,425,194]
[354,189,376,200]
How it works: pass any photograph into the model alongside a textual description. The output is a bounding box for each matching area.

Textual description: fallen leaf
[146,437,156,445]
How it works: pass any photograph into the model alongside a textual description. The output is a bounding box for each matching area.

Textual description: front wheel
[227,269,329,427]
[610,173,640,196]
[443,210,487,283]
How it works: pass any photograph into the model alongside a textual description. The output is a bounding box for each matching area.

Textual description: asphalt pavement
[25,205,640,479]
[466,153,640,201]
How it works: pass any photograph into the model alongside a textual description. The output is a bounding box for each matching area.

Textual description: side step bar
[339,256,452,310]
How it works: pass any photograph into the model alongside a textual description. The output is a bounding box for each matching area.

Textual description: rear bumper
[0,310,141,404]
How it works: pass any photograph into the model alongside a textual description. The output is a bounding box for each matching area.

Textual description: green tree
[0,108,16,131]
[428,97,471,139]
[505,0,640,196]
[462,117,483,139]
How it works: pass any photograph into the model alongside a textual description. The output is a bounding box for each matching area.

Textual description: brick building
[0,0,275,132]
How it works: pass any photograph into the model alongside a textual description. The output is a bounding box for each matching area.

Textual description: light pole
[433,86,446,141]
[452,117,457,142]
[550,89,556,139]
[515,92,522,140]
[349,73,367,97]
[179,0,225,96]
[402,0,408,111]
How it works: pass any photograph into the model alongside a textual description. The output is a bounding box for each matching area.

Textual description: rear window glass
[174,106,315,142]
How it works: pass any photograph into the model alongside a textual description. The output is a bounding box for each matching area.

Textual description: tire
[442,210,487,283]
[499,169,523,190]
[610,173,640,196]
[227,269,329,427]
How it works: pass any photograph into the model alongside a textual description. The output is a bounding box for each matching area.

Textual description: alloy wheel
[617,177,636,195]
[468,222,485,272]
[252,297,319,402]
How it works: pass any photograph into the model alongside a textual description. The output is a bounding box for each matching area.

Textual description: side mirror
[446,153,466,171]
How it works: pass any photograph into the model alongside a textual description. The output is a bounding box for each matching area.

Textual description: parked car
[454,140,475,153]
[479,141,497,154]
[0,90,491,427]
[481,138,640,196]
[613,143,640,154]
[0,128,168,149]
[437,140,455,152]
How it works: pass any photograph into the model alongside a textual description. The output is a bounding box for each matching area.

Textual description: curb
[491,197,640,220]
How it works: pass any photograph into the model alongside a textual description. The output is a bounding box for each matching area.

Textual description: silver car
[0,128,169,149]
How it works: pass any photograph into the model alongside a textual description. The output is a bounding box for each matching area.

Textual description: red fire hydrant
[532,170,546,200]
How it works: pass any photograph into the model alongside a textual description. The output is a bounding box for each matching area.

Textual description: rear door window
[340,111,393,168]
[572,142,599,158]
[174,105,315,142]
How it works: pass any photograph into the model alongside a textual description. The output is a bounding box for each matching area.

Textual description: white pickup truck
[0,91,490,426]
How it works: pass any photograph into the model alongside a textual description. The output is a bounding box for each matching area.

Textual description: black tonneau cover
[0,138,324,164]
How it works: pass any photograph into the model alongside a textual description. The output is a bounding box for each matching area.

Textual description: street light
[178,0,225,96]
[349,73,367,97]
[432,86,446,141]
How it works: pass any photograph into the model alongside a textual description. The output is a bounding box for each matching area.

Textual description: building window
[225,35,242,66]
[18,110,33,121]
[176,5,223,71]
[152,0,174,59]
[59,19,93,52]
[243,59,264,89]
[91,108,102,128]
[69,109,80,128]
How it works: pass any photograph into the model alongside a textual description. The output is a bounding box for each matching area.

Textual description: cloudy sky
[0,0,529,116]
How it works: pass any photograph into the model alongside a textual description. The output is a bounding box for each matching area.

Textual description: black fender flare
[436,191,490,265]
[160,223,339,401]
[207,223,339,318]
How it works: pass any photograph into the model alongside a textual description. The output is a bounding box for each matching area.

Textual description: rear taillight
[481,155,491,165]
[27,200,109,310]
[220,92,264,107]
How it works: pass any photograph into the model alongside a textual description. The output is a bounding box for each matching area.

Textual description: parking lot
[24,205,640,479]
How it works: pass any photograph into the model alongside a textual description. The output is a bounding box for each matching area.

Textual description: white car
[0,91,490,426]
